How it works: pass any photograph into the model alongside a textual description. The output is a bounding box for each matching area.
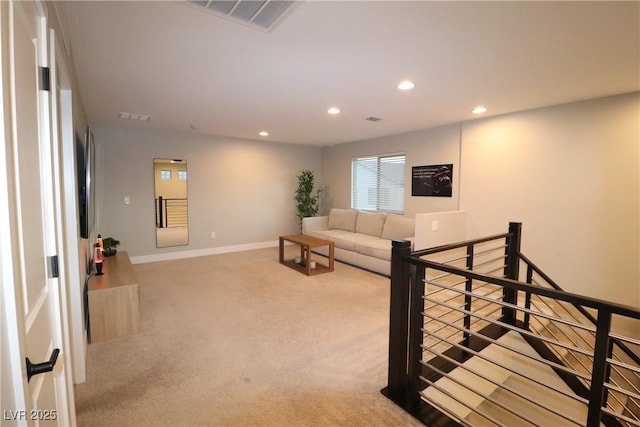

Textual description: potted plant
[294,169,321,228]
[102,237,120,257]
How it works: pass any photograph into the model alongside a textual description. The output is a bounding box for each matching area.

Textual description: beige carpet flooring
[74,247,423,427]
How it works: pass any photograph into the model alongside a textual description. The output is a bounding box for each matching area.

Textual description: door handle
[25,348,59,382]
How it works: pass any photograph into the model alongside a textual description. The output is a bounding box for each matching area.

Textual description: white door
[0,1,74,425]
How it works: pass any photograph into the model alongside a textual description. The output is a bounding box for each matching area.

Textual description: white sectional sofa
[302,208,415,276]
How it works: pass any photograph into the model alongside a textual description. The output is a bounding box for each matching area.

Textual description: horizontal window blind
[351,154,405,213]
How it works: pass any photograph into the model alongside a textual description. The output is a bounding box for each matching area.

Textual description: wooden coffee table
[279,234,334,276]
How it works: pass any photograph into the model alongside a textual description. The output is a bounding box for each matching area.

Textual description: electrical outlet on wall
[210,232,216,239]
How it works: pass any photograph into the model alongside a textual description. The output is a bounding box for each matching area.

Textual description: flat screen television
[77,126,95,239]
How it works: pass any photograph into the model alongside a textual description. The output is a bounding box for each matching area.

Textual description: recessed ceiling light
[327,107,341,115]
[472,106,487,114]
[397,80,415,90]
[259,131,269,137]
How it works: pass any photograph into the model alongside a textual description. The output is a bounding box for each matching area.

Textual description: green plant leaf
[294,169,319,224]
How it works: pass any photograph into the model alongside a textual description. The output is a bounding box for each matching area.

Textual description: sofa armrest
[302,216,329,234]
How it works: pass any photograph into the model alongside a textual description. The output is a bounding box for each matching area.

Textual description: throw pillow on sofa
[355,211,386,237]
[381,214,415,239]
[327,208,358,232]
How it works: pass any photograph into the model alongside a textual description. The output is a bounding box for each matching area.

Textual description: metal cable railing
[420,281,592,425]
[420,330,589,426]
[518,255,640,426]
[383,222,640,427]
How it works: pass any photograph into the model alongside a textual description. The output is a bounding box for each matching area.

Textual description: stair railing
[155,197,188,228]
[518,252,640,425]
[382,222,640,427]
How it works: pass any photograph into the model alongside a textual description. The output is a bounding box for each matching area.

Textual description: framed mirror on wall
[154,158,189,248]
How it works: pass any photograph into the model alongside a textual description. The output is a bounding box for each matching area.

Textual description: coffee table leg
[328,242,334,272]
[279,237,284,263]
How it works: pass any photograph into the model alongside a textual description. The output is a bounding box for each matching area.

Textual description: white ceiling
[59,1,639,147]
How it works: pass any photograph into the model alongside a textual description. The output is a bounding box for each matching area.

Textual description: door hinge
[40,67,50,92]
[48,255,59,278]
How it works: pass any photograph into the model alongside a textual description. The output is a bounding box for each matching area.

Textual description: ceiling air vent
[119,112,151,121]
[186,0,301,33]
[365,116,384,122]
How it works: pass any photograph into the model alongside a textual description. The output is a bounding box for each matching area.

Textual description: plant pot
[103,249,117,257]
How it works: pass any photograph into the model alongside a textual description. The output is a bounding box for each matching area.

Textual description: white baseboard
[129,240,279,264]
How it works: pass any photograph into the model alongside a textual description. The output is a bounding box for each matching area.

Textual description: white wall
[95,93,638,332]
[94,123,321,259]
[321,92,639,326]
[321,123,462,215]
[460,93,639,310]
[415,211,467,251]
[47,2,92,384]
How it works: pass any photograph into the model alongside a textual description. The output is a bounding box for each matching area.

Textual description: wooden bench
[88,251,140,343]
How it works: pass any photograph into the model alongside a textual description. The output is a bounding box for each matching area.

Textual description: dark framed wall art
[412,164,453,197]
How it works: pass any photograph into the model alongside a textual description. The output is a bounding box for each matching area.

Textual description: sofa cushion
[355,238,393,261]
[381,214,415,239]
[305,229,350,242]
[355,211,386,237]
[307,229,381,251]
[332,232,381,251]
[327,208,358,232]
[303,229,361,251]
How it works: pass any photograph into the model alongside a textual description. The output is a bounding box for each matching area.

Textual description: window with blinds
[351,154,406,213]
